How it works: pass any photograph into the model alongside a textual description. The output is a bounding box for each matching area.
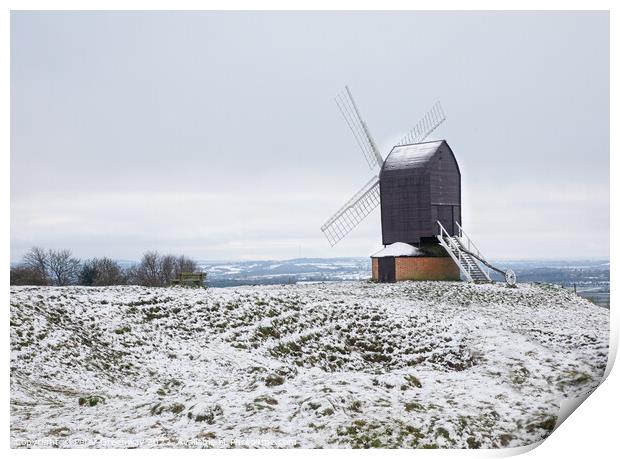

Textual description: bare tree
[78,260,98,285]
[14,247,199,287]
[174,255,198,278]
[124,264,139,285]
[94,257,125,286]
[123,252,200,287]
[79,257,126,286]
[21,246,49,285]
[47,249,80,286]
[10,265,48,285]
[133,251,161,287]
[159,255,177,286]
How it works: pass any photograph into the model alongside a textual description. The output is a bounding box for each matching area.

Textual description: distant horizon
[9,253,610,265]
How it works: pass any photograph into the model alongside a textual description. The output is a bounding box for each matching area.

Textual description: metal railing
[436,220,475,282]
[454,221,491,279]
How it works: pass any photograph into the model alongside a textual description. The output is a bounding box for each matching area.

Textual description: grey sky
[11,11,609,261]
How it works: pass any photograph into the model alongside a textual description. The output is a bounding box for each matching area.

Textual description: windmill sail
[321,176,381,246]
[397,101,446,146]
[335,86,383,169]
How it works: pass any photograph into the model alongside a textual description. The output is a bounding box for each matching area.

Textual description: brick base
[371,257,379,280]
[372,256,460,282]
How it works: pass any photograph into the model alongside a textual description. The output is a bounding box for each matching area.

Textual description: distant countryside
[10,247,609,308]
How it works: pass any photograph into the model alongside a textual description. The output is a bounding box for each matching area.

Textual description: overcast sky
[11,11,609,261]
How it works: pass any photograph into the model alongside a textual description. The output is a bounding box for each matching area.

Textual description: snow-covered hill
[10,282,608,448]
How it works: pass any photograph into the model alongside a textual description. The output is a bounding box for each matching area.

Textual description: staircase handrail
[436,220,476,281]
[455,221,486,262]
[457,245,497,280]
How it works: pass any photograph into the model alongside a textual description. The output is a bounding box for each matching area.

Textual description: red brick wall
[371,258,379,281]
[395,256,460,281]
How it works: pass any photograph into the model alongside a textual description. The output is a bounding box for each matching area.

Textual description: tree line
[10,247,200,287]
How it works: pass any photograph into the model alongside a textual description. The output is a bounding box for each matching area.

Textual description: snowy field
[10,281,609,449]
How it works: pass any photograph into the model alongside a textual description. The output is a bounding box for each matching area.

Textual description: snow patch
[10,282,608,449]
[372,242,422,258]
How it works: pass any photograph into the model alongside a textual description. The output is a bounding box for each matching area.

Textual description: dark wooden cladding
[379,140,461,245]
[377,256,396,283]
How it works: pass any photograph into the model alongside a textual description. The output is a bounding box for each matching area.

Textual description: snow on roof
[371,242,422,258]
[382,140,444,172]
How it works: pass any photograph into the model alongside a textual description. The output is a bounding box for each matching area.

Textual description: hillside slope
[10,282,608,448]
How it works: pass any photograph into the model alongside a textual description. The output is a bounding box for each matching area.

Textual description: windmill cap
[381,140,459,176]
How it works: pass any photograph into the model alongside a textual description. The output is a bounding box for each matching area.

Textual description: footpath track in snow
[10,281,608,448]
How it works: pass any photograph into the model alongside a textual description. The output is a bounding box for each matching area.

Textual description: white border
[3,2,616,457]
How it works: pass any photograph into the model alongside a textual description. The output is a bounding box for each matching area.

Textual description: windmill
[321,86,446,247]
[320,86,516,286]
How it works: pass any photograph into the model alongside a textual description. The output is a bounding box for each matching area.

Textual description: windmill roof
[381,140,446,172]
